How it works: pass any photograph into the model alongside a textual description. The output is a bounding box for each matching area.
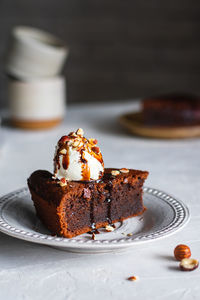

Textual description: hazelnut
[105,225,115,232]
[60,148,67,155]
[174,244,191,261]
[120,168,129,173]
[76,128,84,136]
[127,276,139,281]
[180,258,199,271]
[111,170,120,176]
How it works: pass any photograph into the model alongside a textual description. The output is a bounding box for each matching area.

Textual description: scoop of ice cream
[54,128,104,181]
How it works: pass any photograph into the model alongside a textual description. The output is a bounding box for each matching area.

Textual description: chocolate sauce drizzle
[87,177,114,235]
[87,183,100,234]
[106,180,113,224]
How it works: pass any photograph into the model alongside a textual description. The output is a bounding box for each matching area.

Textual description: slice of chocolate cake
[27,128,149,238]
[28,168,148,238]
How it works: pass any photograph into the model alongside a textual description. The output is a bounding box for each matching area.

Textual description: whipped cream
[54,129,104,181]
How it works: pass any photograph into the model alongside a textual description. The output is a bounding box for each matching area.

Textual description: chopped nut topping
[78,141,83,148]
[89,138,98,145]
[67,140,73,146]
[92,146,100,154]
[72,140,80,148]
[76,128,84,136]
[105,225,115,232]
[111,170,120,176]
[127,276,139,281]
[120,168,129,173]
[69,132,77,137]
[123,178,128,183]
[127,233,133,236]
[60,148,67,155]
[59,178,67,187]
[92,233,95,240]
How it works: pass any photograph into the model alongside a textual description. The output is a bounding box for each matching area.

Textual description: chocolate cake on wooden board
[28,168,148,238]
[27,128,149,238]
[142,94,200,126]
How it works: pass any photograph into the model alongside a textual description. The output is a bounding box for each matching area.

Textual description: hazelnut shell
[174,244,191,261]
[180,258,199,271]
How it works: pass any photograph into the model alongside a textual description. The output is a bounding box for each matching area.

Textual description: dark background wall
[0,0,200,107]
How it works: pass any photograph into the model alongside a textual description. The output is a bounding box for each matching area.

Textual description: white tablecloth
[0,100,200,300]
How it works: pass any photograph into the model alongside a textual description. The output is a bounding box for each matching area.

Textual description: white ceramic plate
[0,187,189,253]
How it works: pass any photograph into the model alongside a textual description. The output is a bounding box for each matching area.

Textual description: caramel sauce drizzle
[62,146,69,170]
[90,150,104,166]
[54,132,104,181]
[85,140,104,170]
[81,150,91,181]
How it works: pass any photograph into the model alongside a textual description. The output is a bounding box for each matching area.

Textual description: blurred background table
[0,100,200,300]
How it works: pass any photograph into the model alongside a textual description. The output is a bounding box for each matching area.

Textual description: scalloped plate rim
[0,186,190,252]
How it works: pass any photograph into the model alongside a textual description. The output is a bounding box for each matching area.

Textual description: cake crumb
[127,233,133,236]
[105,225,115,232]
[83,188,91,199]
[59,178,67,187]
[76,128,84,136]
[111,170,120,176]
[127,276,139,281]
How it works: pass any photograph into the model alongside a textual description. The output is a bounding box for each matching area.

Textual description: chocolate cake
[142,94,200,126]
[28,168,148,238]
[27,128,149,238]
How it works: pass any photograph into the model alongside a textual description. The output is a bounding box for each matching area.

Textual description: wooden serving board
[119,112,200,139]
